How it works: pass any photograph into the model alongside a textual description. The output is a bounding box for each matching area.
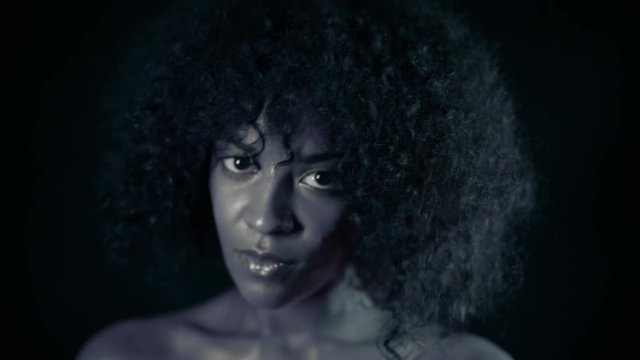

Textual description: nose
[243,173,297,234]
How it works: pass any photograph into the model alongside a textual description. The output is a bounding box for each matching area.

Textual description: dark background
[8,0,636,359]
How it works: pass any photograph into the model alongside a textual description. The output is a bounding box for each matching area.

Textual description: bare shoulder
[76,290,248,360]
[76,318,176,360]
[443,333,512,360]
[416,333,513,360]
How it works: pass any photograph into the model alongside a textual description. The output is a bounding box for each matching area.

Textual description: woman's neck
[251,280,336,338]
[242,266,385,343]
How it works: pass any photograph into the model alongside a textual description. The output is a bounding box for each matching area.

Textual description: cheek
[209,170,248,242]
[296,195,354,254]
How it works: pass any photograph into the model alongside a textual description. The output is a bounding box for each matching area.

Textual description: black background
[8,0,637,359]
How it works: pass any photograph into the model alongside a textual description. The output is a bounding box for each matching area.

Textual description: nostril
[243,211,299,235]
[242,173,299,235]
[280,214,296,234]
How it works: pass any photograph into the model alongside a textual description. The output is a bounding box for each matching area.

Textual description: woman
[80,0,534,359]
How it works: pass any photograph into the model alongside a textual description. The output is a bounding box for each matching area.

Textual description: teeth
[239,254,286,276]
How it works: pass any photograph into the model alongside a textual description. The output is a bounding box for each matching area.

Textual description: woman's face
[209,110,357,309]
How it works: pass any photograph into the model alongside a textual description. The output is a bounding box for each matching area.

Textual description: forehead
[289,118,332,155]
[230,105,333,155]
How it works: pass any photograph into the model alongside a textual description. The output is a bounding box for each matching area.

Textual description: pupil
[314,172,333,186]
[234,157,252,170]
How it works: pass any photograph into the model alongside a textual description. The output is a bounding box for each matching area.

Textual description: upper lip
[235,248,296,264]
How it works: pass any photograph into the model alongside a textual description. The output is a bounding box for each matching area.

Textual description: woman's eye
[300,171,341,191]
[221,156,259,174]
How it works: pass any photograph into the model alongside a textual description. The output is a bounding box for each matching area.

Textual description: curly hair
[99,0,535,358]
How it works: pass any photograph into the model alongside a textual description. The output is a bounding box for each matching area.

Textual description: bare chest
[162,333,386,360]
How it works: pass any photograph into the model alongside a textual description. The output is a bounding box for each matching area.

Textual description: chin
[235,281,294,309]
[233,271,332,310]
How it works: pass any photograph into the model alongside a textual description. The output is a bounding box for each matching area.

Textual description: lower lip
[236,252,296,278]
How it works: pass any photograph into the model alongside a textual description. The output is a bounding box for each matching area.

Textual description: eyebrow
[216,139,262,154]
[295,152,343,164]
[216,140,342,164]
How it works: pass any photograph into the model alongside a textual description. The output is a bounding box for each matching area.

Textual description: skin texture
[210,107,357,310]
[77,290,512,360]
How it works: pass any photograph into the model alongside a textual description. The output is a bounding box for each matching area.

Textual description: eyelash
[219,156,340,191]
[220,156,260,174]
[299,170,340,191]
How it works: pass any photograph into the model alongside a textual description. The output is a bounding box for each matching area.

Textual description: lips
[235,249,297,277]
